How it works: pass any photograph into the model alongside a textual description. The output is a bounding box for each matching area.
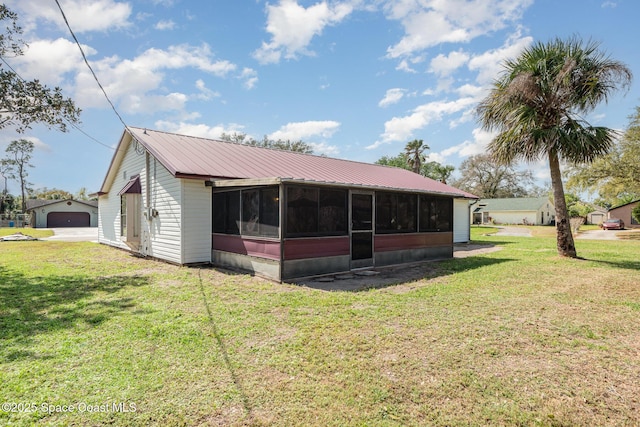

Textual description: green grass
[0,227,54,238]
[1,235,639,426]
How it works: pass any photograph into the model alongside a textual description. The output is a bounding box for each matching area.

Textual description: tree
[450,153,536,198]
[375,154,409,169]
[632,203,640,225]
[477,37,632,257]
[404,139,428,174]
[4,139,33,213]
[219,132,314,154]
[566,106,640,205]
[0,5,80,132]
[31,187,73,200]
[422,161,455,184]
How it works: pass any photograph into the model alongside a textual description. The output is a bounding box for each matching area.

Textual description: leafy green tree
[3,139,33,213]
[375,154,409,169]
[0,5,80,133]
[477,37,632,257]
[566,106,640,205]
[219,132,314,154]
[450,153,536,198]
[404,139,428,174]
[422,161,455,184]
[31,187,74,200]
[632,203,640,225]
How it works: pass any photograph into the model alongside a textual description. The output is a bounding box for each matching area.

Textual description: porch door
[350,192,374,269]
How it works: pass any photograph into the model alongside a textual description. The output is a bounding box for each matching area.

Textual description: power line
[53,0,131,134]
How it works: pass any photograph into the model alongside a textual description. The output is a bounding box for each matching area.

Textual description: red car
[600,218,625,230]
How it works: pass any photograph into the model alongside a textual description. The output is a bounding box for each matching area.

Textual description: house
[26,199,98,228]
[607,199,640,228]
[98,127,477,282]
[471,197,554,225]
[586,205,607,225]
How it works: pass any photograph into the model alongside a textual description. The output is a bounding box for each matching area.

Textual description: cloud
[155,19,176,30]
[253,0,354,64]
[268,120,341,141]
[384,0,534,59]
[379,88,406,107]
[8,0,132,33]
[468,31,533,84]
[371,97,478,148]
[12,38,89,85]
[239,68,259,90]
[155,121,246,140]
[70,43,238,113]
[438,127,495,159]
[429,49,470,76]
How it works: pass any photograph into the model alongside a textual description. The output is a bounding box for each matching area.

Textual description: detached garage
[26,199,98,228]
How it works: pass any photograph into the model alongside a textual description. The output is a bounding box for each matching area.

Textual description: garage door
[47,212,90,227]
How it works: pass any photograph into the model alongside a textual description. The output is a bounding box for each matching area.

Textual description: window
[375,192,417,233]
[213,191,240,234]
[286,186,348,237]
[213,187,279,238]
[419,196,452,232]
[120,196,127,237]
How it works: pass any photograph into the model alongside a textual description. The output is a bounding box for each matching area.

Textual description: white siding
[98,141,145,250]
[144,157,182,264]
[453,199,471,243]
[181,179,212,263]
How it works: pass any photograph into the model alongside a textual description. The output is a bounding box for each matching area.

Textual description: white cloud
[12,38,88,85]
[239,68,259,90]
[373,97,478,147]
[438,127,495,159]
[268,120,341,141]
[384,0,534,59]
[7,0,132,33]
[155,19,176,30]
[253,0,354,64]
[379,88,406,107]
[468,31,533,84]
[194,79,220,101]
[429,50,470,76]
[155,121,246,140]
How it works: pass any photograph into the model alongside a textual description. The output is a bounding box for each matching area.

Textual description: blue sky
[1,0,638,195]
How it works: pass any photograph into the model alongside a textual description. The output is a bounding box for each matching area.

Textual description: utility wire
[54,0,130,134]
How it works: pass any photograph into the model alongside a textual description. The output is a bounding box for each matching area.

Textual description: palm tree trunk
[549,151,577,257]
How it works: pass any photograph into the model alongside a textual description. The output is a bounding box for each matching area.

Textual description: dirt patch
[294,244,502,291]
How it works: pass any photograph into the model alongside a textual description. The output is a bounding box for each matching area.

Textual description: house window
[375,192,417,234]
[213,187,279,238]
[419,196,452,232]
[286,186,347,237]
[120,196,127,237]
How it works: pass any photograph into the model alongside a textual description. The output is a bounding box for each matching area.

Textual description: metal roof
[475,197,552,212]
[105,127,477,198]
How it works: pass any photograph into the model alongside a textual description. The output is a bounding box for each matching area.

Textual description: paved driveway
[576,229,621,240]
[43,227,99,242]
[494,226,533,237]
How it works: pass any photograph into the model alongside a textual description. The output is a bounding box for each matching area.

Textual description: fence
[0,213,31,228]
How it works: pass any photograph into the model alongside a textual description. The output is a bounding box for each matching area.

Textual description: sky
[1,0,638,196]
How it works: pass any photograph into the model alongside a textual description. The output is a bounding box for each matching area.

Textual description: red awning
[118,175,141,195]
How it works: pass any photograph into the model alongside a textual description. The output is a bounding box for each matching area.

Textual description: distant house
[586,205,607,225]
[471,197,555,225]
[26,199,98,228]
[608,199,640,229]
[98,127,477,282]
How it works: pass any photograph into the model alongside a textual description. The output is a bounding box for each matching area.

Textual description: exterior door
[350,192,374,269]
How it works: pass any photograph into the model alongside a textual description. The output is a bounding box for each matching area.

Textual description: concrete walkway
[42,227,99,242]
[493,226,533,237]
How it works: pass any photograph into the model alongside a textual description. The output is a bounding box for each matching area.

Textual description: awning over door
[118,175,142,195]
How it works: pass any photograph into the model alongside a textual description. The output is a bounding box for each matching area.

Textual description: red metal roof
[123,127,477,198]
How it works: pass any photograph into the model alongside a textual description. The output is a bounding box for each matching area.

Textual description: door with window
[350,192,374,269]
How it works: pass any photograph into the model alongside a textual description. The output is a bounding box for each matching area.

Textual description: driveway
[43,227,99,242]
[576,229,621,240]
[494,226,532,237]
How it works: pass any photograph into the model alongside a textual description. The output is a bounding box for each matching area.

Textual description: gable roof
[609,199,640,211]
[475,197,553,212]
[100,127,477,199]
[25,199,98,211]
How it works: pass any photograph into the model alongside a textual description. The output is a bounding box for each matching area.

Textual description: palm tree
[404,139,429,174]
[477,37,632,257]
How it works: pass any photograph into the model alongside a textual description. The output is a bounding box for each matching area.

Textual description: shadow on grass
[0,266,149,363]
[297,256,515,292]
[580,257,640,271]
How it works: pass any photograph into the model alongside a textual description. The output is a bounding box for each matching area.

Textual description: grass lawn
[1,231,639,426]
[0,227,54,239]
